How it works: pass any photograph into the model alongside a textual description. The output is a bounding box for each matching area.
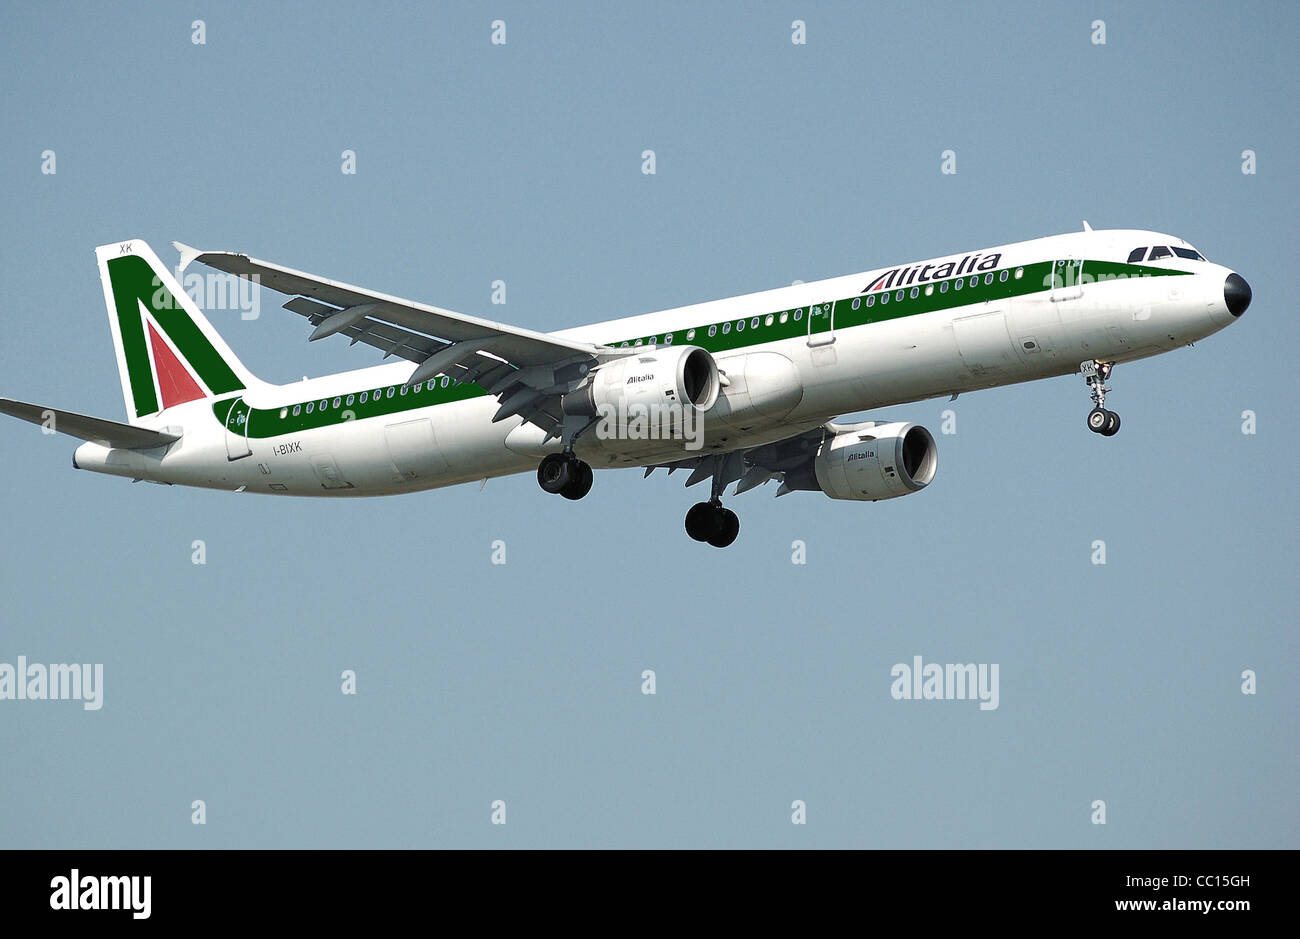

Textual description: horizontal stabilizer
[0,398,180,449]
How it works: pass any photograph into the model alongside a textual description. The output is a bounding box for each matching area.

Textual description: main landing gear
[683,453,744,548]
[685,500,740,548]
[537,415,598,500]
[537,451,593,500]
[1081,360,1121,437]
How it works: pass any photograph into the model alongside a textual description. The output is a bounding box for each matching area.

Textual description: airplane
[0,226,1250,548]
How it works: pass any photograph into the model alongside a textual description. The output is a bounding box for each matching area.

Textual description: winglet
[171,241,204,275]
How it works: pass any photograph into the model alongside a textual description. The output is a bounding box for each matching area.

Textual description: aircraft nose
[1224,273,1251,317]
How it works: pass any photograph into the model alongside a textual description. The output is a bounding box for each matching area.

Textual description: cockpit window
[1172,246,1205,261]
[1148,246,1172,260]
[1127,248,1147,263]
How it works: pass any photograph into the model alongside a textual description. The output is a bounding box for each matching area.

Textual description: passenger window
[279,407,288,419]
[305,402,314,414]
[969,276,979,287]
[910,286,919,298]
[441,376,450,388]
[939,281,948,293]
[925,284,934,296]
[721,322,730,334]
[333,397,342,408]
[359,392,368,404]
[292,404,301,416]
[386,387,395,398]
[664,333,673,344]
[794,310,803,321]
[851,298,860,310]
[686,328,695,341]
[954,278,963,291]
[399,385,408,395]
[1127,247,1147,263]
[765,314,774,326]
[319,400,328,410]
[736,320,745,332]
[634,339,643,346]
[895,290,904,301]
[708,325,717,337]
[999,270,1008,282]
[346,394,355,406]
[1148,246,1172,260]
[984,273,993,285]
[865,295,874,307]
[1014,267,1023,279]
[779,312,789,323]
[880,292,890,304]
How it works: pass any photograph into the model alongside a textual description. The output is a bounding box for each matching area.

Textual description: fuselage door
[806,299,836,347]
[1049,258,1084,302]
[223,397,252,461]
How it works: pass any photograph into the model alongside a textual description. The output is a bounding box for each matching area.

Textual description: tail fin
[96,239,259,424]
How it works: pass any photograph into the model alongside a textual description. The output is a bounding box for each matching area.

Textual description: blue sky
[0,1,1295,847]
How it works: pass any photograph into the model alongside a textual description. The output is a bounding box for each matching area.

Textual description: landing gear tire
[537,452,575,494]
[685,502,740,547]
[685,501,721,542]
[707,508,740,548]
[1101,411,1121,437]
[560,460,594,500]
[1087,408,1110,434]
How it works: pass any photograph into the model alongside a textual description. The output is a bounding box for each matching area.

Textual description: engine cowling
[784,422,937,501]
[563,345,720,421]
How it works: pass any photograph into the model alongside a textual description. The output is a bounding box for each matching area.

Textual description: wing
[0,398,180,449]
[181,243,628,438]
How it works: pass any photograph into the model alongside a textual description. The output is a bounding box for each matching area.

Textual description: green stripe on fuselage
[221,259,1190,437]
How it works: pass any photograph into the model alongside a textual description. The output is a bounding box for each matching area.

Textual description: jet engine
[562,345,720,421]
[782,421,938,501]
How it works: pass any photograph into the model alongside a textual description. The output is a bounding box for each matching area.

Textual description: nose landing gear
[1081,360,1121,436]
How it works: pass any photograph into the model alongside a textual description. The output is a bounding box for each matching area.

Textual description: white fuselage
[72,229,1243,495]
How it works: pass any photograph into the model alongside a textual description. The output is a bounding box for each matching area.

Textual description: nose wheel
[1087,407,1121,436]
[537,451,594,500]
[685,500,740,548]
[1081,360,1121,436]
